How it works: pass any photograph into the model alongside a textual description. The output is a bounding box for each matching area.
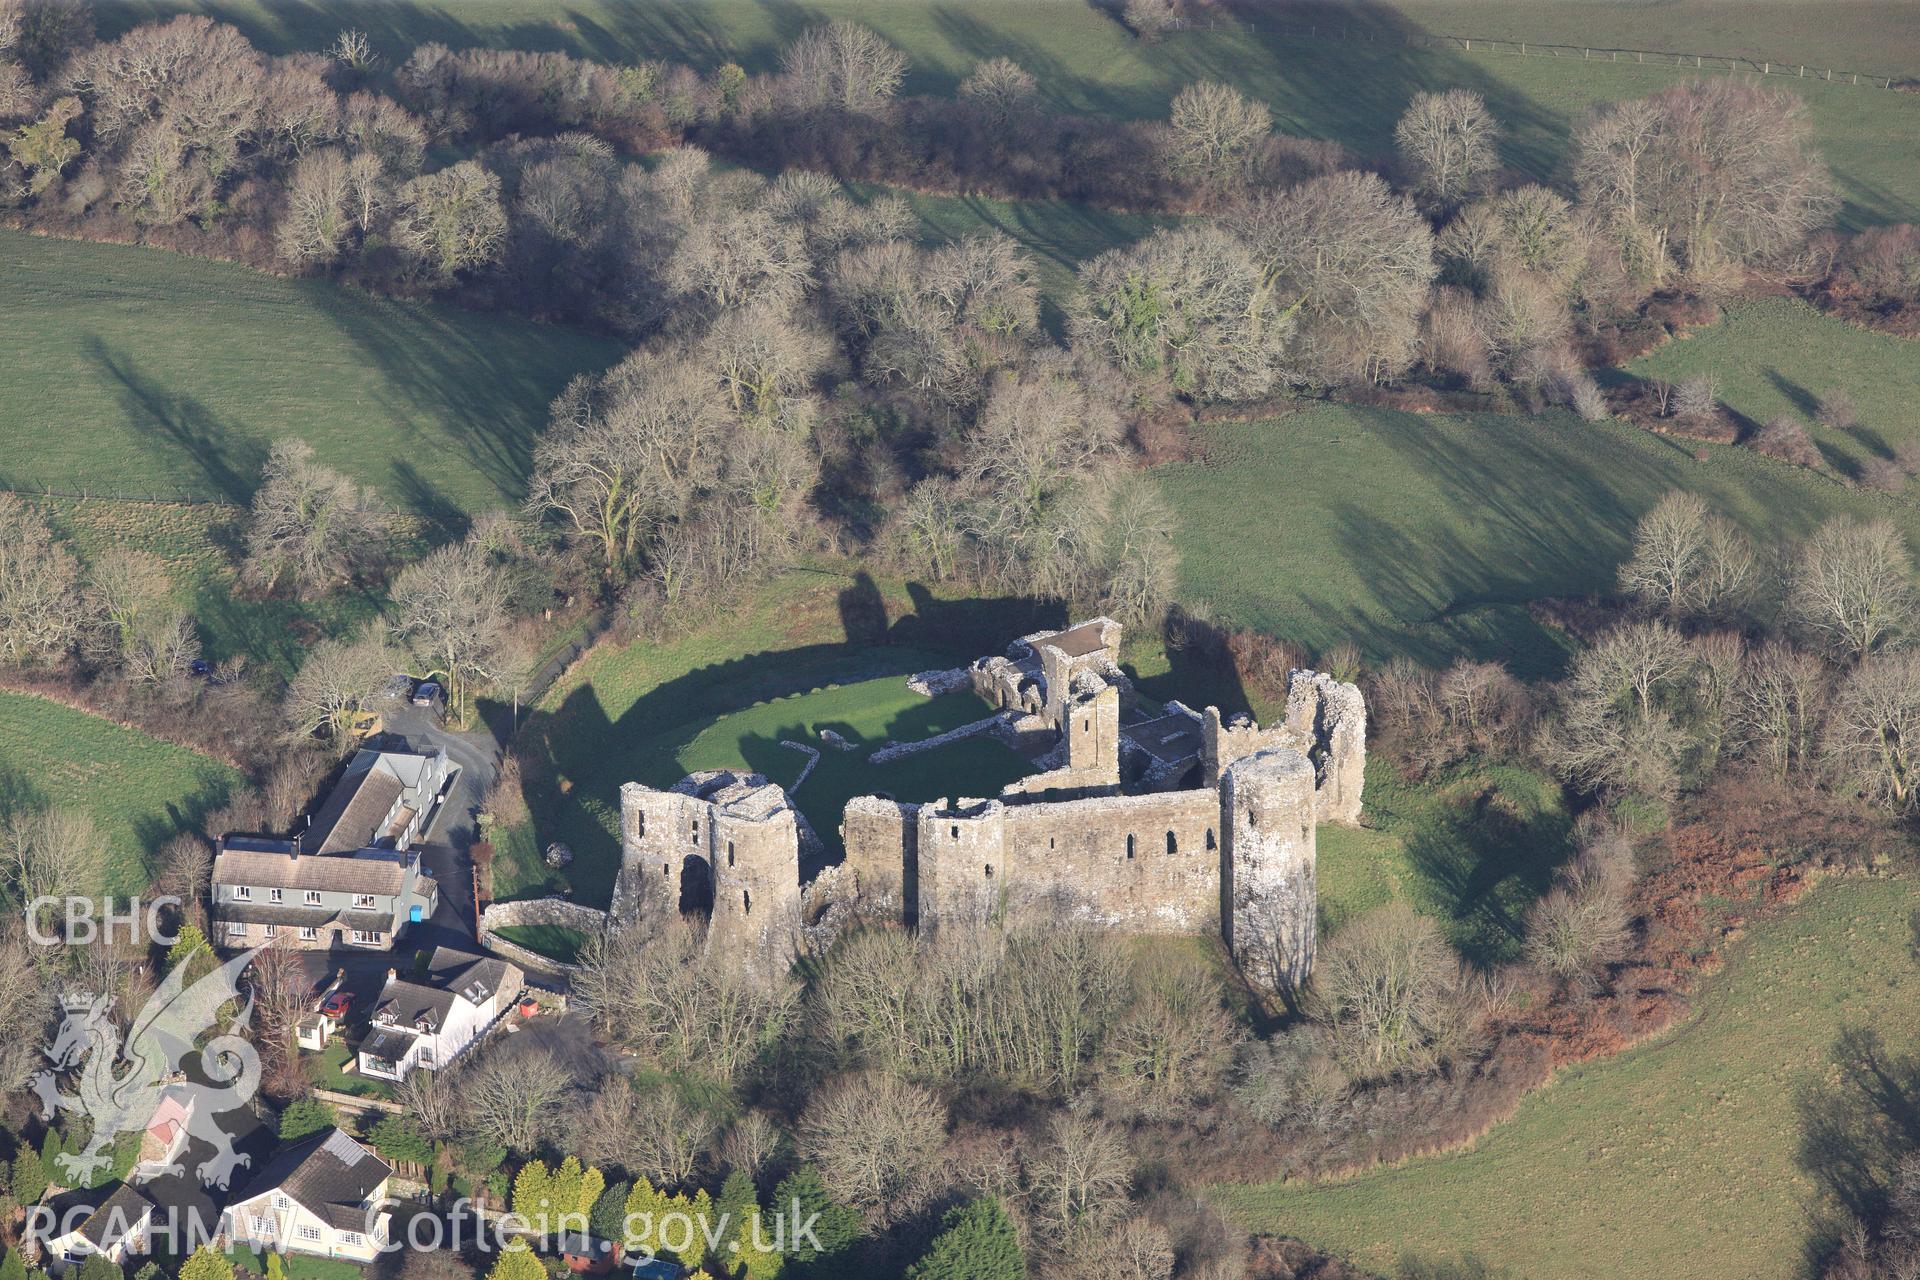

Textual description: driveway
[379,700,501,952]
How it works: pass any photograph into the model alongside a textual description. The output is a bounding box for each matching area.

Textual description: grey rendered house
[212,748,447,952]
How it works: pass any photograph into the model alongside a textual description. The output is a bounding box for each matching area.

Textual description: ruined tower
[1221,747,1319,991]
[617,771,802,981]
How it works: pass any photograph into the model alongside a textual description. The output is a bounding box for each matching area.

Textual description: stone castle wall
[614,625,1365,993]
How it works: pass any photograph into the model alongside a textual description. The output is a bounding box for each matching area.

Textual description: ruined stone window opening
[984,863,994,878]
[728,841,735,867]
[743,888,751,914]
[1166,831,1177,855]
[1126,834,1136,860]
[661,862,668,877]
[692,819,699,842]
[951,825,959,839]
[1206,828,1216,851]
[637,812,645,838]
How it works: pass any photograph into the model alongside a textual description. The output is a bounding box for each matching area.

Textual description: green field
[104,1,1920,232]
[0,230,621,515]
[1618,296,1920,479]
[0,689,240,895]
[1215,873,1920,1280]
[1155,391,1920,669]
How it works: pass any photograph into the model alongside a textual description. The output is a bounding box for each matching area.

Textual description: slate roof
[235,1129,389,1228]
[373,948,519,1032]
[360,1025,420,1064]
[305,769,405,856]
[212,847,409,896]
[46,1184,155,1250]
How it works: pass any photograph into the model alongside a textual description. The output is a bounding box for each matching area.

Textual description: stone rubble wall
[478,897,608,975]
[867,714,1005,765]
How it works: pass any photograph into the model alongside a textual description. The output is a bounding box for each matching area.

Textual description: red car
[319,991,353,1019]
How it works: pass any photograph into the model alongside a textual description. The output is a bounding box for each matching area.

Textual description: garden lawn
[0,229,621,515]
[1214,874,1920,1280]
[110,1,1920,230]
[0,689,239,895]
[1617,296,1920,480]
[491,922,589,965]
[1156,401,1920,669]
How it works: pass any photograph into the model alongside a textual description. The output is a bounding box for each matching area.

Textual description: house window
[350,930,381,945]
[226,921,246,936]
[354,894,376,909]
[232,886,252,901]
[340,1233,362,1247]
[296,1226,321,1243]
[264,925,278,939]
[251,1215,272,1236]
[304,890,322,906]
[269,888,284,903]
[298,927,318,941]
[274,1196,290,1209]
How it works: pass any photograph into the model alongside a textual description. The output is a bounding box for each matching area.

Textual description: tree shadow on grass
[1395,770,1574,967]
[1795,1026,1920,1273]
[87,337,268,504]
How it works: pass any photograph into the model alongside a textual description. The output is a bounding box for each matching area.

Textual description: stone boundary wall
[478,897,607,974]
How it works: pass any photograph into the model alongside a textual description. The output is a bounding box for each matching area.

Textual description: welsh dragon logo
[30,948,263,1189]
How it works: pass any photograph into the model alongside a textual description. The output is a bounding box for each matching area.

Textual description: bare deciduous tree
[797,1070,946,1227]
[780,21,907,116]
[462,1042,574,1154]
[1618,490,1754,621]
[1314,902,1481,1079]
[1073,224,1293,403]
[1,806,106,911]
[1166,80,1270,191]
[242,440,387,599]
[958,57,1036,120]
[388,539,511,723]
[284,630,397,743]
[1733,639,1830,781]
[392,159,507,279]
[1394,89,1501,211]
[1575,81,1837,276]
[1826,650,1920,810]
[0,494,86,667]
[1231,170,1436,385]
[1788,518,1917,660]
[1025,1110,1133,1248]
[278,147,354,265]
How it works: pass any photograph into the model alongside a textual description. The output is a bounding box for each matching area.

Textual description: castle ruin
[614,620,1364,991]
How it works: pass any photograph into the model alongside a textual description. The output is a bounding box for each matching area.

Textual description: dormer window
[232,886,252,901]
[269,888,283,903]
[305,890,322,905]
[354,894,376,909]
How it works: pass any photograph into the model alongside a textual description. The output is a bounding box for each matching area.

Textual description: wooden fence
[1196,17,1907,89]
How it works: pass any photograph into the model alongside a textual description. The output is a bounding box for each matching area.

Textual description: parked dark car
[412,680,445,710]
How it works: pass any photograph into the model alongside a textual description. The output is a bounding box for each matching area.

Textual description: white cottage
[357,947,523,1081]
[220,1129,392,1262]
[35,1184,155,1274]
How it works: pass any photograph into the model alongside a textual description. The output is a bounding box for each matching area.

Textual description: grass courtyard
[497,572,1069,906]
[0,689,240,895]
[1214,873,1920,1280]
